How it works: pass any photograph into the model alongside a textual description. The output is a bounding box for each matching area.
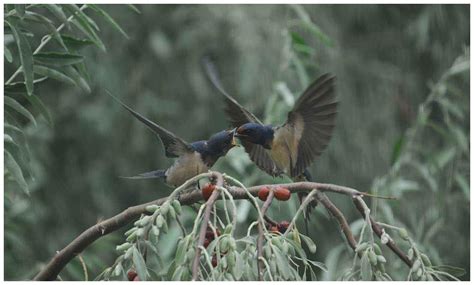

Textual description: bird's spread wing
[106,90,193,158]
[283,74,338,177]
[202,57,282,176]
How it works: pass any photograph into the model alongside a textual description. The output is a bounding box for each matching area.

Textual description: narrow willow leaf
[68,4,100,30]
[132,247,148,281]
[61,35,95,50]
[33,52,84,66]
[63,66,91,93]
[5,19,34,95]
[299,233,317,253]
[5,123,23,134]
[65,5,106,51]
[23,11,68,50]
[5,45,13,63]
[22,94,53,126]
[127,4,141,14]
[5,134,17,146]
[273,246,291,279]
[45,4,69,28]
[33,65,76,85]
[89,5,129,38]
[360,250,372,281]
[4,96,37,126]
[432,265,466,277]
[4,77,48,94]
[5,150,28,193]
[14,4,25,17]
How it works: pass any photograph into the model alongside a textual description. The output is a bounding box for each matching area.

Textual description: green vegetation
[4,4,469,281]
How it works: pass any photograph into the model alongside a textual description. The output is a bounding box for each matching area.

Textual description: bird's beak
[229,128,240,147]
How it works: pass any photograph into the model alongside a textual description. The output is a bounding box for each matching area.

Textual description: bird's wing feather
[202,58,281,176]
[283,74,338,177]
[106,90,193,158]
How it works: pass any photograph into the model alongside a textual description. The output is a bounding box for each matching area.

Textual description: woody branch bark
[33,171,404,281]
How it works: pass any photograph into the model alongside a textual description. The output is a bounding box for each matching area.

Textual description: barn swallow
[106,90,237,187]
[203,59,337,222]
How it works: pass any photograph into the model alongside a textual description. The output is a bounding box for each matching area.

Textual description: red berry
[212,255,218,267]
[277,221,290,233]
[127,270,137,281]
[133,275,140,281]
[274,187,291,201]
[258,186,270,201]
[204,239,210,248]
[202,183,216,200]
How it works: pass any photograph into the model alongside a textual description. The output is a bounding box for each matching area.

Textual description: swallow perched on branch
[203,58,338,224]
[106,90,237,187]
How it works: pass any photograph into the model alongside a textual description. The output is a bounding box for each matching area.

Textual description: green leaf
[22,94,53,126]
[63,66,91,93]
[23,11,68,51]
[127,4,141,14]
[5,122,23,134]
[273,246,291,280]
[66,5,106,51]
[132,246,148,281]
[5,150,28,193]
[33,52,84,66]
[33,65,76,85]
[89,5,129,39]
[4,96,37,126]
[5,134,17,146]
[432,265,466,278]
[390,135,405,165]
[68,4,100,31]
[4,77,48,94]
[5,19,34,95]
[44,4,69,27]
[61,35,95,50]
[454,174,469,199]
[360,250,372,281]
[14,4,25,17]
[5,45,13,63]
[299,233,317,254]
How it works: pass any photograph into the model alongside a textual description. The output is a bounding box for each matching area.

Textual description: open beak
[229,128,240,147]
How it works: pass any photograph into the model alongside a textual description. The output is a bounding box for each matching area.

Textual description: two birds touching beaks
[107,57,338,219]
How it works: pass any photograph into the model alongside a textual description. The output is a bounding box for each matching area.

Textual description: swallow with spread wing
[203,58,338,218]
[107,91,237,187]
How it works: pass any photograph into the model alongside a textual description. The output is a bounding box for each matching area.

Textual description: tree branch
[32,172,398,281]
[257,190,274,281]
[191,173,224,280]
[353,196,413,267]
[314,191,357,250]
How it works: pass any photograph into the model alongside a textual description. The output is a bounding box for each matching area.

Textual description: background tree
[4,4,469,281]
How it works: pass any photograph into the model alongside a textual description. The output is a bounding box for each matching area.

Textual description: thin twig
[257,190,274,281]
[353,197,413,267]
[191,173,224,281]
[283,189,318,237]
[314,192,357,249]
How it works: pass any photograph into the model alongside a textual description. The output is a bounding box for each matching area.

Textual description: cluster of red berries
[266,220,290,234]
[203,228,221,248]
[258,186,291,201]
[127,270,139,281]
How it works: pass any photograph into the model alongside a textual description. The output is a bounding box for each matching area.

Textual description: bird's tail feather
[120,169,167,180]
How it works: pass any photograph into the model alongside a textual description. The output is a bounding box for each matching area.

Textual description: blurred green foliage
[4,4,469,280]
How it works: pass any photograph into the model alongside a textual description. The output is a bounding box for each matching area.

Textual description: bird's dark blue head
[191,129,237,167]
[206,129,237,156]
[235,123,274,149]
